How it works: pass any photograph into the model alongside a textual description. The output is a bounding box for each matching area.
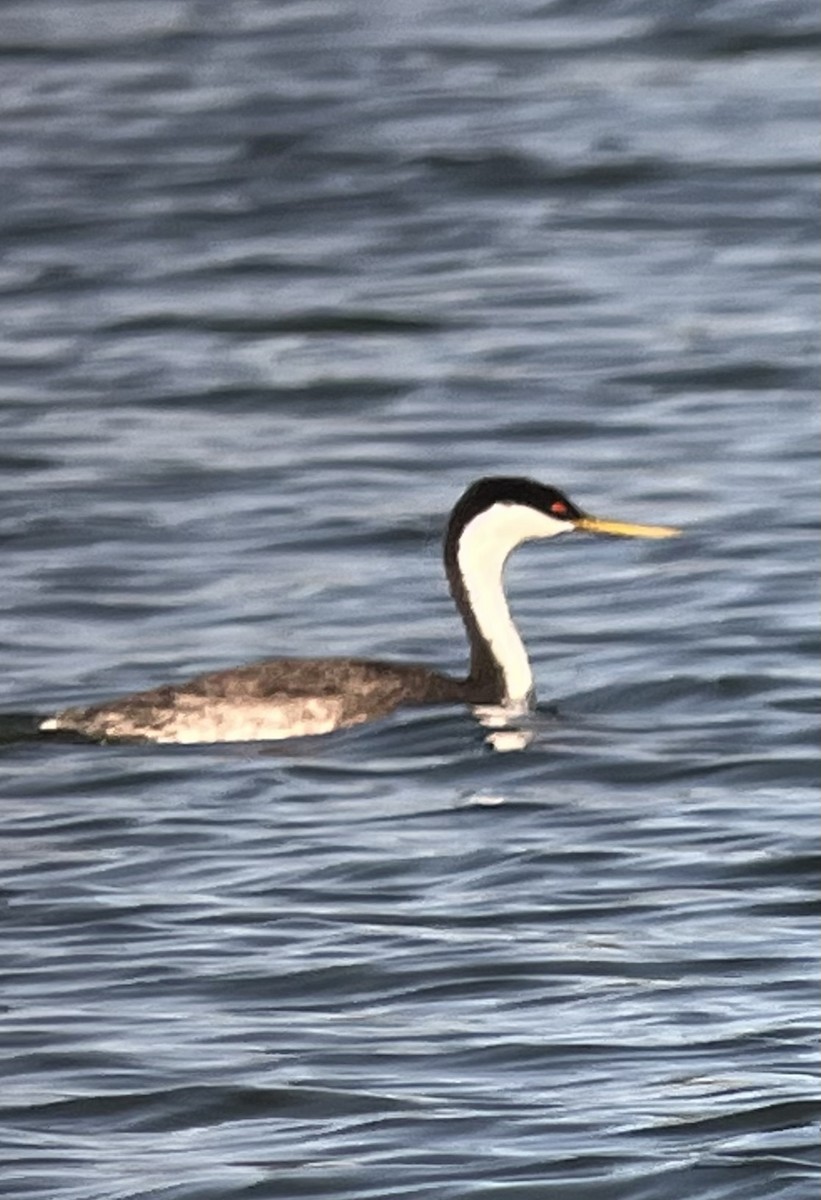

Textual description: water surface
[0,2,818,1197]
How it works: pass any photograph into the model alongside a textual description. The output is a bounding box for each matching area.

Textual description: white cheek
[458,502,570,570]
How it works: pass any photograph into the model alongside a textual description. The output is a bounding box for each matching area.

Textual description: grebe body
[38,477,678,744]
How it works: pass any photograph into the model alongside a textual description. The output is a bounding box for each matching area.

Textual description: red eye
[550,501,568,516]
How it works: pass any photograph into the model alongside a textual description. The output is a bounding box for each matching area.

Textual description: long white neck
[455,502,570,707]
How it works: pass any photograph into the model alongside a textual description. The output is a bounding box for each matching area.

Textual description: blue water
[0,2,818,1197]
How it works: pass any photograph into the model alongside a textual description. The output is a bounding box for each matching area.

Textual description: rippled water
[0,2,818,1197]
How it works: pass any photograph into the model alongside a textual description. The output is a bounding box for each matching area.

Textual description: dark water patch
[168,253,350,280]
[1,1082,411,1134]
[0,452,55,473]
[0,263,108,299]
[132,380,410,412]
[505,415,661,441]
[723,852,821,885]
[542,1,821,56]
[104,310,450,336]
[645,1098,821,1141]
[645,22,821,60]
[611,361,812,391]
[414,149,675,194]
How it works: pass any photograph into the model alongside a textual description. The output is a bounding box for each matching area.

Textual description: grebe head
[447,476,680,554]
[444,476,679,706]
[446,477,584,554]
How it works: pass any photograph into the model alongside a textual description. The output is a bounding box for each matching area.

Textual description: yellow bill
[574,515,681,539]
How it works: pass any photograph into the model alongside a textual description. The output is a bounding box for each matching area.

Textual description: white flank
[457,501,571,706]
[38,698,352,744]
[153,697,348,744]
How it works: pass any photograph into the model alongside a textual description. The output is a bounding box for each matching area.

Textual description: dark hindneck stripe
[443,521,505,702]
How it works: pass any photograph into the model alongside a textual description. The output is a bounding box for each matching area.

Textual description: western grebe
[38,477,679,744]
